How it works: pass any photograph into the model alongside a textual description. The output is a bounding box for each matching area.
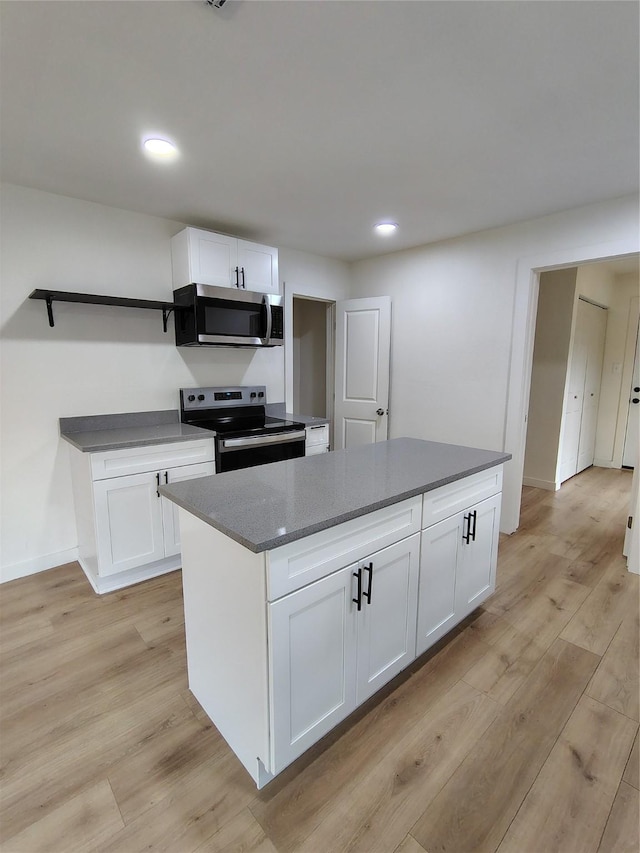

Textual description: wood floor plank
[96,751,257,853]
[393,835,429,853]
[462,621,547,705]
[0,684,190,842]
[410,638,600,853]
[587,612,640,721]
[2,778,124,853]
[623,730,639,789]
[107,703,226,825]
[497,696,638,853]
[250,626,491,853]
[192,808,278,853]
[560,558,637,655]
[297,680,499,853]
[597,781,640,853]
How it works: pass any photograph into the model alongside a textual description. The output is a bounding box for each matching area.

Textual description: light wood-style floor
[1,466,638,853]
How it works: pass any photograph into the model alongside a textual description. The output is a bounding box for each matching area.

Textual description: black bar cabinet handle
[156,472,161,497]
[352,568,362,611]
[235,266,240,287]
[241,267,246,288]
[462,512,470,544]
[164,471,169,484]
[363,562,373,605]
[471,509,477,542]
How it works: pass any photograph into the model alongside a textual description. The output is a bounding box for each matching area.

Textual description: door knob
[633,398,639,404]
[376,408,386,416]
[634,387,640,393]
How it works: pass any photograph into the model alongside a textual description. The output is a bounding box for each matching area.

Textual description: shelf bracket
[162,307,174,333]
[45,296,55,328]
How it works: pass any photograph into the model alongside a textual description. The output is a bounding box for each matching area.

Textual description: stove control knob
[258,391,264,398]
[187,394,196,402]
[198,394,205,401]
[250,392,257,398]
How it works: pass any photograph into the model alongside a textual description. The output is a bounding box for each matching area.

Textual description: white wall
[0,184,346,581]
[282,249,351,411]
[524,268,577,488]
[351,195,640,532]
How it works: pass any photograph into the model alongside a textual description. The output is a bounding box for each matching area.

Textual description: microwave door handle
[263,296,272,345]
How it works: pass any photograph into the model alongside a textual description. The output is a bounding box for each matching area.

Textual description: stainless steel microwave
[173,284,284,347]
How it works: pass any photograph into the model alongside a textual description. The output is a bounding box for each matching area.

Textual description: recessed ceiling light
[142,137,179,160]
[374,222,398,236]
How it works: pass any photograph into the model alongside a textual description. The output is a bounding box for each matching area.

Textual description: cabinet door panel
[356,534,420,703]
[269,566,357,774]
[162,461,216,557]
[456,493,501,619]
[417,513,461,655]
[94,473,165,576]
[237,240,278,294]
[190,229,237,288]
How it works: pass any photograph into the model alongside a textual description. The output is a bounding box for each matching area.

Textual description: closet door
[576,300,607,473]
[559,306,588,483]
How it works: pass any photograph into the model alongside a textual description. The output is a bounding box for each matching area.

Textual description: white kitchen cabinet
[268,532,419,773]
[176,462,504,788]
[417,492,501,656]
[93,471,167,576]
[70,439,214,593]
[171,227,279,294]
[268,564,358,773]
[305,423,330,456]
[162,462,218,557]
[355,534,420,703]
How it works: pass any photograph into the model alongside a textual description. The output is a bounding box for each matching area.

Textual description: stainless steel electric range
[180,386,306,473]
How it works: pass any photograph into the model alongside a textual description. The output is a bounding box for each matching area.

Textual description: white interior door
[334,296,391,450]
[622,321,639,469]
[576,301,607,473]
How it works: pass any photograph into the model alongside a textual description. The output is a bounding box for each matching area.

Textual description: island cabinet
[70,439,214,594]
[417,467,503,653]
[178,494,422,788]
[172,447,507,789]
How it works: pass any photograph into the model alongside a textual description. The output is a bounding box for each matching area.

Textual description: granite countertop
[160,437,511,553]
[60,410,212,452]
[265,403,330,428]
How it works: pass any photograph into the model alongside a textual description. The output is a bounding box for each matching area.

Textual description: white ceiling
[1,0,638,262]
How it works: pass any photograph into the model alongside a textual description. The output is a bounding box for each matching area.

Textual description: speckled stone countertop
[265,402,330,427]
[60,410,212,452]
[160,437,511,553]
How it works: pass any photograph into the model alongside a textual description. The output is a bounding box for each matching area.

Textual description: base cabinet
[178,465,503,788]
[70,439,215,593]
[268,533,420,774]
[417,492,501,655]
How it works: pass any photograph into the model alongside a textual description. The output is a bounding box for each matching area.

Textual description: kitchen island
[160,437,510,787]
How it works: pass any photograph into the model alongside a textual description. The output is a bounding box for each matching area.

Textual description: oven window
[218,438,305,473]
[202,301,265,338]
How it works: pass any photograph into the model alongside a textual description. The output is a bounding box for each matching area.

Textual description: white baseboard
[1,547,79,584]
[522,477,559,491]
[593,458,616,469]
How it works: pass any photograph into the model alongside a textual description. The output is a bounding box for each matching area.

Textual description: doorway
[292,296,334,420]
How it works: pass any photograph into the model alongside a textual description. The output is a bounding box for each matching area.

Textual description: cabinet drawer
[266,496,422,600]
[90,439,215,481]
[306,444,329,457]
[422,466,503,528]
[305,424,329,447]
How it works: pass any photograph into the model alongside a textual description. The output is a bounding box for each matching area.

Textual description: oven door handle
[219,430,306,451]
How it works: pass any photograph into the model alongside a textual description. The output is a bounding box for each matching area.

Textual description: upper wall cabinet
[171,227,279,295]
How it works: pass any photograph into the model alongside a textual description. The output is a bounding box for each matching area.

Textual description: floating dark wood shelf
[29,289,178,332]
